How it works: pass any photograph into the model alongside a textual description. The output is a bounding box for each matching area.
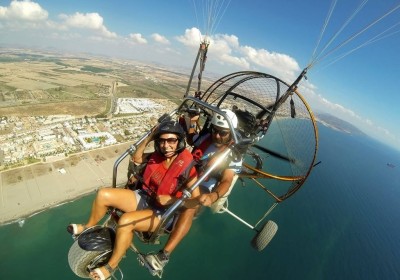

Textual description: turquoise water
[1,125,400,279]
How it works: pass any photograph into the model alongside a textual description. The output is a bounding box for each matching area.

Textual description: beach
[0,142,133,225]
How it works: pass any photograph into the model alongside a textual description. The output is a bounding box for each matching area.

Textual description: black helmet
[154,120,186,154]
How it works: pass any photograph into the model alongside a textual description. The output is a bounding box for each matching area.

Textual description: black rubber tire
[251,220,278,251]
[68,240,107,278]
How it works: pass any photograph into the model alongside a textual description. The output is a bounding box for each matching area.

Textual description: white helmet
[211,109,238,129]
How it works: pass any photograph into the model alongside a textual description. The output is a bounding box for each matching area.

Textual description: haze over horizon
[0,0,399,151]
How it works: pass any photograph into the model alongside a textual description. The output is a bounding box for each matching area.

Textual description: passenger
[145,109,242,271]
[67,121,199,280]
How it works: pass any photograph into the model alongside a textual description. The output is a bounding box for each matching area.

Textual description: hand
[190,114,200,122]
[156,195,173,206]
[198,193,216,207]
[148,126,158,140]
[128,175,137,185]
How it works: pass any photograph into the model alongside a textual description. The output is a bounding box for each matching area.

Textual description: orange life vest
[141,149,195,197]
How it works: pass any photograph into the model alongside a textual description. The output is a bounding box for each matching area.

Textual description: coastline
[0,142,132,226]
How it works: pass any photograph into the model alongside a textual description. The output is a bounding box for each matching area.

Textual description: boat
[17,218,25,228]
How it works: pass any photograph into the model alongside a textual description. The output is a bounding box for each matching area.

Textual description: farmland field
[0,49,199,117]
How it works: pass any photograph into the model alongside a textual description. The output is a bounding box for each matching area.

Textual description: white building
[77,132,117,150]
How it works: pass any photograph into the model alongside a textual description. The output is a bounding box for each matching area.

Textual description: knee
[176,208,196,227]
[118,213,135,230]
[181,207,197,220]
[96,188,112,202]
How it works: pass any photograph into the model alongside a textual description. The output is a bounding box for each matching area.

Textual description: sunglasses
[156,137,179,145]
[211,126,230,137]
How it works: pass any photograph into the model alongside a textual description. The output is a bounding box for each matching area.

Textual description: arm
[179,175,201,208]
[132,129,156,164]
[198,168,235,207]
[157,175,200,207]
[127,129,155,183]
[186,114,200,145]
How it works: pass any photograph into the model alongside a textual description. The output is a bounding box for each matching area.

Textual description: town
[0,98,176,171]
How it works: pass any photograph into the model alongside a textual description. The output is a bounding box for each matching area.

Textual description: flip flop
[67,224,87,235]
[90,264,115,280]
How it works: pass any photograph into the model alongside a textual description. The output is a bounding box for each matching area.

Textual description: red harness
[191,134,231,184]
[192,134,230,163]
[192,134,213,162]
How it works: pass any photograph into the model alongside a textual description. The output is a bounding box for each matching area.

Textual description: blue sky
[0,0,399,151]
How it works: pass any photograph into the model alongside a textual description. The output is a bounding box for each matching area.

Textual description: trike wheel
[68,240,111,278]
[251,220,278,251]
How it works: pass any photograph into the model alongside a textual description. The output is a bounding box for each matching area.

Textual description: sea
[0,124,399,280]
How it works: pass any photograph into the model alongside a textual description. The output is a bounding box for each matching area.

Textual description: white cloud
[176,27,202,47]
[129,33,147,44]
[151,33,170,44]
[241,46,300,80]
[60,12,102,29]
[316,95,362,122]
[176,27,300,79]
[209,34,250,68]
[0,0,48,21]
[219,34,240,48]
[0,2,117,39]
[59,12,116,38]
[219,53,250,69]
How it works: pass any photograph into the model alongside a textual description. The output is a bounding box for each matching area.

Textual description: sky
[0,0,399,151]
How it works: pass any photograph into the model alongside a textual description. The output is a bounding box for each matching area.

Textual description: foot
[89,263,115,280]
[67,224,87,235]
[144,250,170,271]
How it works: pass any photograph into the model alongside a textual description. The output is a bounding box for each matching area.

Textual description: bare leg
[164,207,197,254]
[90,209,159,279]
[72,188,138,234]
[106,218,134,269]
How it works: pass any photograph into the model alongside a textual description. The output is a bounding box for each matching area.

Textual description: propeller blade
[253,144,295,163]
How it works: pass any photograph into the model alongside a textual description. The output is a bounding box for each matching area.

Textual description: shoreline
[0,189,95,226]
[0,142,132,226]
